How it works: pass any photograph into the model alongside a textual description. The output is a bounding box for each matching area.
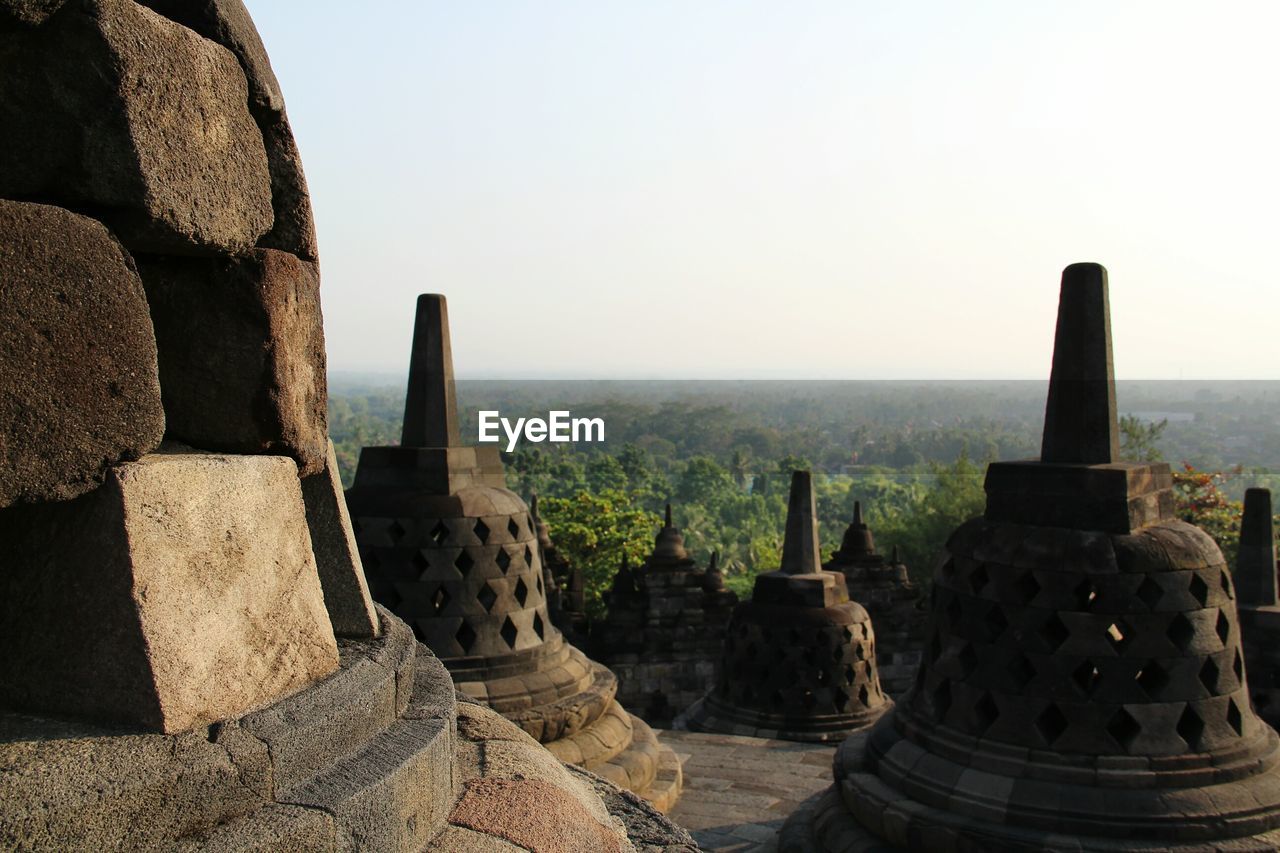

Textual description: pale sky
[247,2,1280,379]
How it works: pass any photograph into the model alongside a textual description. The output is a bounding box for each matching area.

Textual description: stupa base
[681,691,890,743]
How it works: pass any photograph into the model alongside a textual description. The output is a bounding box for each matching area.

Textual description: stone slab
[0,0,273,254]
[0,199,164,507]
[0,449,338,732]
[139,248,328,475]
[301,440,379,637]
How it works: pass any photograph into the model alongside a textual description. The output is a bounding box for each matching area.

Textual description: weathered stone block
[0,450,339,733]
[301,440,379,637]
[0,199,164,507]
[0,0,273,254]
[139,249,328,475]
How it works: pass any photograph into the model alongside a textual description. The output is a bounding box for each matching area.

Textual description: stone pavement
[657,729,835,851]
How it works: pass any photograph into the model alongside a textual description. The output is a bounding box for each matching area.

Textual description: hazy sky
[247,2,1279,379]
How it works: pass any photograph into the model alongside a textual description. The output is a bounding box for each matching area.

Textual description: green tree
[1120,415,1167,462]
[1173,464,1242,564]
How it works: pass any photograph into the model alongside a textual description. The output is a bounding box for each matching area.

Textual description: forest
[329,377,1280,616]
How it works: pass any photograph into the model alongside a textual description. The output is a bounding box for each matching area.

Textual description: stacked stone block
[781,263,1280,851]
[825,503,926,698]
[346,294,684,813]
[1235,488,1280,729]
[595,505,738,726]
[684,472,893,742]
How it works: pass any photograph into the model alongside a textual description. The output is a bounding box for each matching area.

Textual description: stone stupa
[781,263,1280,852]
[0,4,701,850]
[824,501,926,698]
[594,504,738,726]
[1235,488,1280,729]
[344,294,683,812]
[682,471,892,741]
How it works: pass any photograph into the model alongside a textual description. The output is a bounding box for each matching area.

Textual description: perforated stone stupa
[824,501,925,698]
[683,471,892,741]
[1235,487,1280,729]
[0,6,695,849]
[781,263,1280,852]
[345,295,683,812]
[595,505,738,726]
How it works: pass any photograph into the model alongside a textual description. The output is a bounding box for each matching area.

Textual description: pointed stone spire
[612,552,637,596]
[837,500,876,558]
[890,544,901,564]
[652,503,689,563]
[780,470,822,575]
[400,294,460,448]
[1040,263,1119,465]
[1238,488,1278,608]
[665,504,673,528]
[703,549,725,592]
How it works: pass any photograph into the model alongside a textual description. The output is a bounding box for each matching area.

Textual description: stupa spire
[780,470,822,575]
[1040,262,1119,464]
[400,294,460,448]
[1238,488,1278,608]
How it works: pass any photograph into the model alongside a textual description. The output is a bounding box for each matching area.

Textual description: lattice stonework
[908,518,1258,758]
[355,511,550,659]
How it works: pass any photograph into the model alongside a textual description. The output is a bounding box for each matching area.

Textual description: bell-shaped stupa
[780,263,1280,851]
[824,501,926,698]
[345,294,682,812]
[683,471,892,741]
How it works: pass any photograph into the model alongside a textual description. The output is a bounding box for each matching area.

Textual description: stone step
[238,607,416,794]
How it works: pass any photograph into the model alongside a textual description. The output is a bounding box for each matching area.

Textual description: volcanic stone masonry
[682,471,893,742]
[344,293,685,813]
[780,262,1280,852]
[594,505,738,727]
[0,4,695,850]
[824,501,926,698]
[1235,487,1280,730]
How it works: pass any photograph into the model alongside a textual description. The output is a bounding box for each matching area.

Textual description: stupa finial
[780,470,822,575]
[1238,488,1278,608]
[1040,263,1119,464]
[400,294,460,448]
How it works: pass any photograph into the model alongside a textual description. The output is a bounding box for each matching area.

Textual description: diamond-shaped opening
[853,643,866,661]
[958,642,979,676]
[945,595,962,628]
[1009,654,1036,690]
[1074,579,1098,611]
[1073,660,1102,696]
[932,680,952,721]
[1216,611,1231,646]
[1188,574,1210,607]
[1198,658,1220,694]
[500,616,518,648]
[477,583,498,612]
[455,551,475,575]
[1227,698,1244,736]
[432,585,450,613]
[969,564,990,595]
[1012,572,1041,604]
[1136,576,1163,610]
[496,548,512,574]
[973,693,999,734]
[1107,708,1141,752]
[412,551,431,578]
[1167,613,1195,652]
[1035,703,1069,745]
[533,611,545,640]
[802,690,816,710]
[1235,650,1245,682]
[1106,620,1131,654]
[514,578,529,607]
[507,517,520,538]
[1221,571,1234,599]
[985,604,1009,641]
[456,622,477,653]
[1038,613,1070,652]
[473,519,490,544]
[430,521,449,547]
[536,575,544,595]
[832,645,844,662]
[1178,705,1205,749]
[1135,661,1170,698]
[834,691,849,712]
[843,627,855,643]
[818,667,830,686]
[524,545,534,566]
[844,665,856,684]
[389,519,408,542]
[858,684,871,706]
